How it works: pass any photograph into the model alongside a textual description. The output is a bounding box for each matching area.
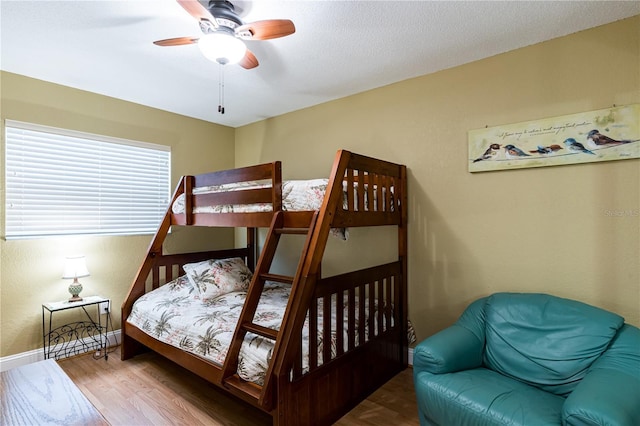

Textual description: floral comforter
[127,272,377,385]
[171,179,330,215]
[171,179,348,239]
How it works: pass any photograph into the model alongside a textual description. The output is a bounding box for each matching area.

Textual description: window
[4,120,171,239]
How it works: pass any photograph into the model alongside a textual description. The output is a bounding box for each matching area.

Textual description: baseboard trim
[2,330,410,372]
[0,329,121,372]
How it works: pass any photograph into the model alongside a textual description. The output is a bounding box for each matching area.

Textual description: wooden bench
[1,359,108,426]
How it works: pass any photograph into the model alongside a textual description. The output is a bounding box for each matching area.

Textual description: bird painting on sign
[504,144,531,159]
[472,143,501,163]
[467,104,640,172]
[529,144,563,155]
[563,138,595,155]
[586,129,639,148]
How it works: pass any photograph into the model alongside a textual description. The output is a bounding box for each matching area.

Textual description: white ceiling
[1,1,639,128]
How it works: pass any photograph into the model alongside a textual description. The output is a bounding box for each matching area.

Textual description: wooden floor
[58,347,419,425]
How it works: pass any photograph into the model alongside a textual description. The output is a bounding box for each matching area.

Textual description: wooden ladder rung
[223,374,262,402]
[242,322,278,340]
[260,273,294,284]
[275,227,309,235]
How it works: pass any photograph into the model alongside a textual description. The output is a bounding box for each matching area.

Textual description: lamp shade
[62,256,90,279]
[198,32,247,65]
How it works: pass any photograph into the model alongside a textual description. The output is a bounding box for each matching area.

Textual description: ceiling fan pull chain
[218,64,225,114]
[221,65,225,114]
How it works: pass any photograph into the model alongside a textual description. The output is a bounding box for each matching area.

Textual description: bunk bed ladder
[220,210,318,408]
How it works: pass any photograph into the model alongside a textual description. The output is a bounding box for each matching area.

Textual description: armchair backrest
[462,293,625,396]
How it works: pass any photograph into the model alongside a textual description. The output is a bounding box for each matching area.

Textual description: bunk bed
[121,149,408,425]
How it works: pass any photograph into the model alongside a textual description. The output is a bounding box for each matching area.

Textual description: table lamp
[62,255,89,302]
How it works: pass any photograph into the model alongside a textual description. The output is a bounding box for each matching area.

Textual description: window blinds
[4,120,171,239]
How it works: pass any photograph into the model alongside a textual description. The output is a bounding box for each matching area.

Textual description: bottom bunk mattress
[126,257,386,385]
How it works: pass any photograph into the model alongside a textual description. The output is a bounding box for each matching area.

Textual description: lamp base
[68,280,83,303]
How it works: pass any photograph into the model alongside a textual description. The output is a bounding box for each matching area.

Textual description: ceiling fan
[153,0,296,69]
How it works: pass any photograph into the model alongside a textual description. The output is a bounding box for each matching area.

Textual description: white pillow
[182,257,252,299]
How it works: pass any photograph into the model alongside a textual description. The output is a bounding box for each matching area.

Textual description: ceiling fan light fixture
[198,32,246,65]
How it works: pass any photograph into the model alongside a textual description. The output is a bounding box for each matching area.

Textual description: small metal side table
[42,295,111,361]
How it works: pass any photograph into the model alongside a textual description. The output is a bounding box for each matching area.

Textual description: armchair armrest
[562,324,640,426]
[562,368,640,426]
[413,324,484,374]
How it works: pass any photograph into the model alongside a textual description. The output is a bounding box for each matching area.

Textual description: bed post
[246,227,257,271]
[121,176,185,360]
[399,164,409,366]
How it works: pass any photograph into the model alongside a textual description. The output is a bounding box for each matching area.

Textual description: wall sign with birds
[468,104,640,172]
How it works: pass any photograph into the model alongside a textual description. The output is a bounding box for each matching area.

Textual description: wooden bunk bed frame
[121,149,408,425]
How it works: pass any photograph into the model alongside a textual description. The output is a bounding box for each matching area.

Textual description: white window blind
[5,120,171,239]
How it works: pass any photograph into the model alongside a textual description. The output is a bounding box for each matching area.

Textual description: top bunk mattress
[172,179,329,214]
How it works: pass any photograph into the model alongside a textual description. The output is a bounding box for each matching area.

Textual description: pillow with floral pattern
[182,257,252,299]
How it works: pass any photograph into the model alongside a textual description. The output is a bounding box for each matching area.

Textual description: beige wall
[236,16,640,342]
[1,16,638,358]
[0,72,236,357]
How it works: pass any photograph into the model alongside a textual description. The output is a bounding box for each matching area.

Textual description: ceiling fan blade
[235,19,295,40]
[153,36,200,46]
[238,49,259,69]
[177,0,217,27]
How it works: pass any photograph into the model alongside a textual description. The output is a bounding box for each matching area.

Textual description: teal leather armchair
[413,293,640,426]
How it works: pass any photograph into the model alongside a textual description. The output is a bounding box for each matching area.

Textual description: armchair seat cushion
[415,367,565,426]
